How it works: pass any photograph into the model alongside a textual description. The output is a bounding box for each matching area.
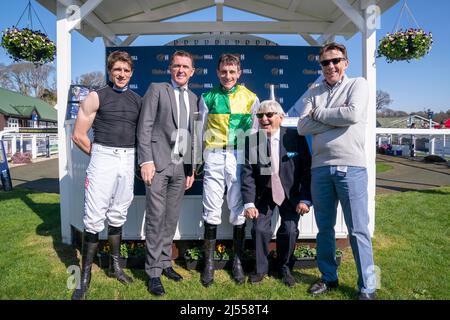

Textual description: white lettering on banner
[204,55,213,60]
[308,54,319,62]
[204,83,213,88]
[156,54,169,61]
[303,69,321,75]
[242,69,252,74]
[129,84,138,89]
[280,55,289,60]
[131,55,138,61]
[271,68,284,76]
[152,69,170,75]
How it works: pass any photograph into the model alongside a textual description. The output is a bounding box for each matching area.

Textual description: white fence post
[32,135,37,159]
[12,135,17,155]
[429,136,435,155]
[443,135,447,158]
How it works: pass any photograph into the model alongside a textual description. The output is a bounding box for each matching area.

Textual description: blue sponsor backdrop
[106,45,321,114]
[105,45,321,195]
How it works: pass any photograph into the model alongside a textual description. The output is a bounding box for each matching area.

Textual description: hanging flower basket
[377,28,433,63]
[1,27,56,65]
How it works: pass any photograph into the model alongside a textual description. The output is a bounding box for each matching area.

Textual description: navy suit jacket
[241,127,312,208]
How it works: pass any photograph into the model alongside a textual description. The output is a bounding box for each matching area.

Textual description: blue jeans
[311,166,375,293]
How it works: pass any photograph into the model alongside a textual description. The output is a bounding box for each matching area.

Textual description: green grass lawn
[376,162,394,173]
[0,187,449,300]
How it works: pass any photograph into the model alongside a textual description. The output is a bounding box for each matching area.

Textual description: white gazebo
[36,0,399,244]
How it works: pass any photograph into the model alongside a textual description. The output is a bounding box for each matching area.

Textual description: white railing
[376,128,450,158]
[0,129,59,160]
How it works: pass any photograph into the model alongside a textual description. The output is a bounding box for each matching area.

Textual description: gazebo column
[57,1,73,244]
[362,0,377,235]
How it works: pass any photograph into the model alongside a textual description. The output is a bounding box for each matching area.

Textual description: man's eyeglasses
[319,57,346,67]
[256,112,277,119]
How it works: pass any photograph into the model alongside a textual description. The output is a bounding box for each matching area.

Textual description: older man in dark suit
[137,50,198,296]
[241,100,312,287]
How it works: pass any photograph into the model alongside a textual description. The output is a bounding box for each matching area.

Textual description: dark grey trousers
[252,189,299,275]
[145,162,186,278]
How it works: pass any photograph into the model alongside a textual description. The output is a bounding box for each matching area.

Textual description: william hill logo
[156,54,169,61]
[189,83,213,89]
[264,54,289,60]
[307,54,318,62]
[271,68,284,76]
[302,69,321,75]
[195,68,208,75]
[264,83,289,89]
[152,69,170,75]
[193,54,214,60]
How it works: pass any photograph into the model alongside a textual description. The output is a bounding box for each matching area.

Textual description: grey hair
[257,100,285,116]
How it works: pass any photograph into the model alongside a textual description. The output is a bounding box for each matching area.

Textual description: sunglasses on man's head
[319,57,346,67]
[256,112,277,119]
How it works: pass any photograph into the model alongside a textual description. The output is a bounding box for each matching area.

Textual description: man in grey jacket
[137,50,197,296]
[297,42,376,300]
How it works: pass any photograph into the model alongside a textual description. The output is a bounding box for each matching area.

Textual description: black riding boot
[201,222,217,287]
[72,231,99,300]
[108,226,133,284]
[232,223,246,284]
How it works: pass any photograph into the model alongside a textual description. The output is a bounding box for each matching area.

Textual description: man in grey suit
[137,50,198,296]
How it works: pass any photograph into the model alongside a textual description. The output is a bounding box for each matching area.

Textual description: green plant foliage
[377,28,433,63]
[185,246,203,260]
[120,243,128,259]
[185,244,233,261]
[293,245,316,258]
[1,27,56,65]
[100,241,146,258]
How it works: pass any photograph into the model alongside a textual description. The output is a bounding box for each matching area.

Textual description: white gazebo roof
[37,0,398,46]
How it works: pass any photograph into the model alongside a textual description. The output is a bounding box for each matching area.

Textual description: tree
[40,88,57,106]
[74,71,106,88]
[0,62,55,98]
[376,90,393,110]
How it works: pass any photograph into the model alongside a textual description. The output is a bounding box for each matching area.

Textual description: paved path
[4,155,450,195]
[8,157,59,193]
[376,154,450,194]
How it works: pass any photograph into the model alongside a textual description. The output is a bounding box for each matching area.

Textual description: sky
[0,0,449,113]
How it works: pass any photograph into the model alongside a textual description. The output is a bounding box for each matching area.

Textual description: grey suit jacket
[137,82,198,175]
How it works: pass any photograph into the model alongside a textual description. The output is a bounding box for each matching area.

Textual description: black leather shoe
[358,291,376,300]
[281,270,296,287]
[148,277,165,296]
[308,280,339,295]
[162,267,183,282]
[248,273,267,284]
